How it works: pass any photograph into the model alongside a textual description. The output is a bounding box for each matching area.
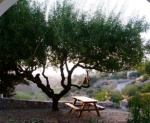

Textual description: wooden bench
[89,103,105,110]
[65,103,81,111]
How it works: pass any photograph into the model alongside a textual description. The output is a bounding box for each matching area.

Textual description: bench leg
[93,103,100,117]
[69,99,77,113]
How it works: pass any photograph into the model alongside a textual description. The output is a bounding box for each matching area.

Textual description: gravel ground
[0,108,129,123]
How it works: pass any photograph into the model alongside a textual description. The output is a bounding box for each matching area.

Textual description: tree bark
[52,98,59,111]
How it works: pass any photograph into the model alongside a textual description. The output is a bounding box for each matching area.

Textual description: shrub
[141,82,150,93]
[142,75,149,82]
[94,89,109,101]
[129,71,141,78]
[145,62,150,75]
[117,71,127,79]
[122,85,140,96]
[127,94,150,123]
[111,91,122,104]
[14,91,49,101]
[94,89,122,104]
[14,91,33,100]
[98,72,108,78]
[109,75,120,79]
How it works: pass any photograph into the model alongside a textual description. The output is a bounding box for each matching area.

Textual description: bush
[94,89,122,104]
[94,89,109,101]
[142,75,149,82]
[14,91,49,101]
[117,71,127,79]
[129,71,141,78]
[111,91,122,104]
[145,62,150,75]
[122,85,140,96]
[141,82,150,93]
[127,94,150,123]
[109,75,120,79]
[98,72,108,78]
[14,91,33,100]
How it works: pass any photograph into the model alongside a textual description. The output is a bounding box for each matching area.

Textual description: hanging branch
[71,84,90,89]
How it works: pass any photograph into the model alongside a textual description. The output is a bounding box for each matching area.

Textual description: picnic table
[65,96,105,117]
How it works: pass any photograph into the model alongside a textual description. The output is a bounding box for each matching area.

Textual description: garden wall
[0,98,117,109]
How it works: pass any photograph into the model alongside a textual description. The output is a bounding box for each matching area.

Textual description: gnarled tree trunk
[52,97,59,111]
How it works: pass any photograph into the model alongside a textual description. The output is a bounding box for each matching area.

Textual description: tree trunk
[52,98,59,111]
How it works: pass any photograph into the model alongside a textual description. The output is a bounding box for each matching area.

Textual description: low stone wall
[0,98,51,109]
[0,98,118,109]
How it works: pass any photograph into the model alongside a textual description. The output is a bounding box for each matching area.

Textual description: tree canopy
[0,0,149,110]
[0,0,47,95]
[48,2,148,72]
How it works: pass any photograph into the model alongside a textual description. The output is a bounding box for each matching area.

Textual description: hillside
[14,71,150,101]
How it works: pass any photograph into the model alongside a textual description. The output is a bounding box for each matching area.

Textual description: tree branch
[42,64,54,93]
[60,56,66,88]
[71,84,90,89]
[65,59,69,73]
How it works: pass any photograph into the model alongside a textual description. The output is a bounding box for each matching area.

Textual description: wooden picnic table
[65,96,105,117]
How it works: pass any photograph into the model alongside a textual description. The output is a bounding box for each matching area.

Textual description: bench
[65,103,81,111]
[89,103,105,110]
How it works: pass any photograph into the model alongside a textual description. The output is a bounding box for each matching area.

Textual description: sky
[36,0,150,76]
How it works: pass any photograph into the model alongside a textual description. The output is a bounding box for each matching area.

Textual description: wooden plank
[73,96,98,103]
[89,103,105,110]
[65,103,81,111]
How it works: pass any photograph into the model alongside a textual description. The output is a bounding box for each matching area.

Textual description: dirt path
[0,108,129,123]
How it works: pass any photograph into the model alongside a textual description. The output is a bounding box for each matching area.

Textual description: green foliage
[135,61,150,77]
[0,0,47,96]
[142,75,149,82]
[14,91,33,100]
[141,82,150,93]
[111,91,122,104]
[144,40,150,57]
[48,1,149,72]
[128,94,150,123]
[94,89,109,101]
[122,85,140,96]
[94,89,122,103]
[129,71,141,78]
[109,74,120,79]
[97,72,108,78]
[145,62,150,75]
[98,71,127,79]
[0,0,149,108]
[14,91,49,100]
[117,71,127,79]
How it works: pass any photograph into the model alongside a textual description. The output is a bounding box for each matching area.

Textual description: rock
[120,99,129,111]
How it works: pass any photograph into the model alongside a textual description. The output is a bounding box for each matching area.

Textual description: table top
[73,96,98,103]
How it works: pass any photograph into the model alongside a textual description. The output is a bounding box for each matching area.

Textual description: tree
[0,0,149,110]
[0,0,48,96]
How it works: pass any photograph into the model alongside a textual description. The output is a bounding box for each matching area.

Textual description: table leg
[78,103,86,117]
[69,99,77,113]
[93,103,100,117]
